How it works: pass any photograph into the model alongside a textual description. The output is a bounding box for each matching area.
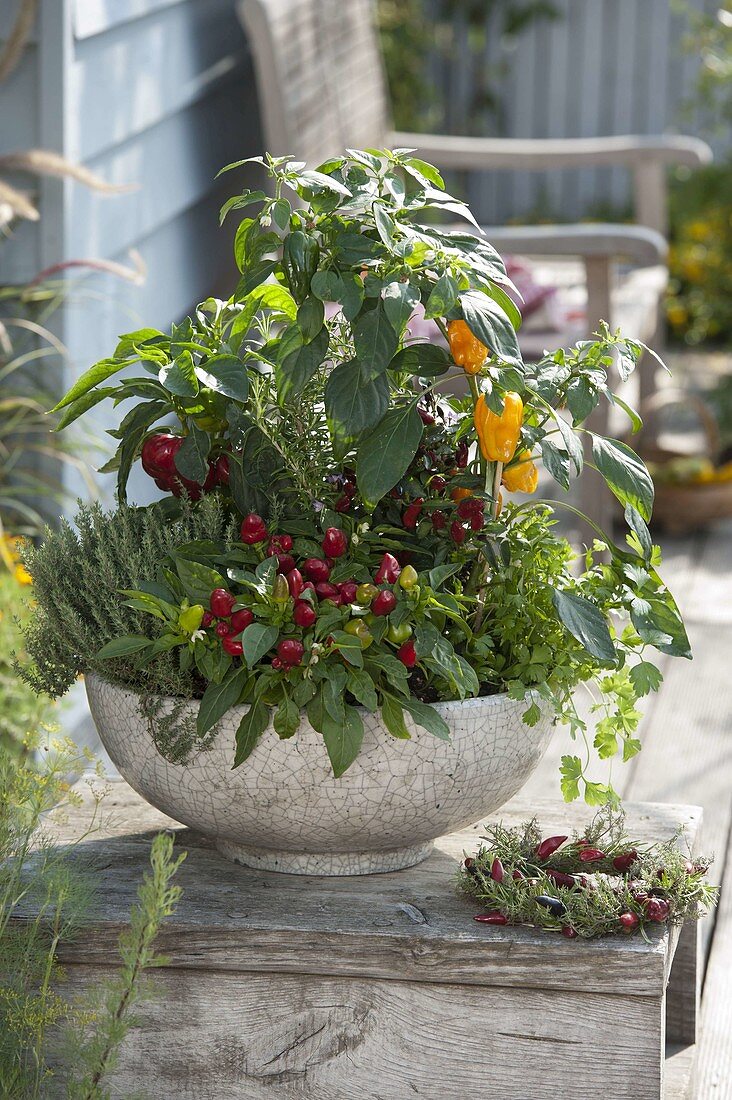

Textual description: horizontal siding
[71,0,249,161]
[68,83,254,259]
[73,0,187,40]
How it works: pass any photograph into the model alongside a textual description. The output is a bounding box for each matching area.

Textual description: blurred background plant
[0,735,185,1099]
[376,0,558,132]
[665,2,732,348]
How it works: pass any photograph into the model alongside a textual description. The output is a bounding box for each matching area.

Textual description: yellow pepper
[474,392,523,463]
[502,451,538,493]
[447,320,488,374]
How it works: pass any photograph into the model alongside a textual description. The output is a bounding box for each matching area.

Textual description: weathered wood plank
[43,783,699,1000]
[697,803,732,1096]
[57,965,667,1099]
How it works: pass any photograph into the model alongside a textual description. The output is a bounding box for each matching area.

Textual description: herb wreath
[459,810,717,939]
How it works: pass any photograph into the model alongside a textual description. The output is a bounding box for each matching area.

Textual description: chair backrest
[238,0,391,164]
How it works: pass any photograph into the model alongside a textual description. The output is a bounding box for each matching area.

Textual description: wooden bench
[43,783,701,1099]
[238,0,711,531]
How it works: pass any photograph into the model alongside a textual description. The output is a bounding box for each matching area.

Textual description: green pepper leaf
[52,357,134,411]
[321,704,364,777]
[552,589,616,663]
[96,635,152,659]
[356,403,423,505]
[400,697,450,741]
[353,302,399,379]
[242,623,279,667]
[233,699,270,767]
[195,354,249,403]
[174,423,211,484]
[198,665,250,736]
[325,360,389,439]
[460,290,522,369]
[591,435,654,521]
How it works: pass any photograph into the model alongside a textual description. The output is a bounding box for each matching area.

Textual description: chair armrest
[390,131,712,172]
[479,223,667,266]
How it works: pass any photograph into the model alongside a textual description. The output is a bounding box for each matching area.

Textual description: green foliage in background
[376,0,558,132]
[0,565,50,756]
[0,738,185,1099]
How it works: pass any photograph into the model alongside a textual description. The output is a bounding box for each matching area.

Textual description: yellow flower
[14,562,33,586]
[666,303,688,328]
[688,220,711,242]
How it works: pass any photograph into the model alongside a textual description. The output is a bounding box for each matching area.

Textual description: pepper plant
[35,148,690,803]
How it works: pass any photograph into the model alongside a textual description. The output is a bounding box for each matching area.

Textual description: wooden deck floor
[514,517,732,1094]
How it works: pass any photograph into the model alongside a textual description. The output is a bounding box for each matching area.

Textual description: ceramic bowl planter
[86,672,554,876]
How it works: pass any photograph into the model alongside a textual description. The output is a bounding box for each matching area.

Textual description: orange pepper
[447,320,488,374]
[502,451,538,493]
[450,486,473,504]
[474,392,523,463]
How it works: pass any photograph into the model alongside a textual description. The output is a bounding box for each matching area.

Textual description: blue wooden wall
[0,0,260,750]
[1,0,260,505]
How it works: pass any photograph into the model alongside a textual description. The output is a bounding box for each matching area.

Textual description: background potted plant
[20,149,689,874]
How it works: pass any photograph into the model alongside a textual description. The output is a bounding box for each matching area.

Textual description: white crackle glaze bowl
[86,672,555,876]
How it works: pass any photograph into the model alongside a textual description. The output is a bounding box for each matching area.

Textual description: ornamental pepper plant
[26,148,690,800]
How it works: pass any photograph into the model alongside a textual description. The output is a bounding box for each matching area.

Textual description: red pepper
[337,581,358,604]
[375,553,401,584]
[322,527,348,558]
[335,494,351,513]
[450,520,466,544]
[561,925,578,939]
[430,475,446,494]
[397,639,417,667]
[304,558,331,583]
[619,912,640,932]
[643,897,670,922]
[210,589,235,617]
[230,609,253,634]
[456,496,483,520]
[578,848,606,863]
[474,912,508,925]
[215,453,230,486]
[432,510,447,531]
[372,590,397,616]
[315,582,341,603]
[222,635,243,656]
[240,513,268,544]
[268,535,293,555]
[490,858,504,883]
[215,621,231,637]
[402,497,424,529]
[275,553,296,575]
[277,639,304,667]
[455,440,469,469]
[535,835,568,861]
[545,868,576,888]
[202,611,215,628]
[612,850,638,872]
[293,600,316,628]
[286,569,304,599]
